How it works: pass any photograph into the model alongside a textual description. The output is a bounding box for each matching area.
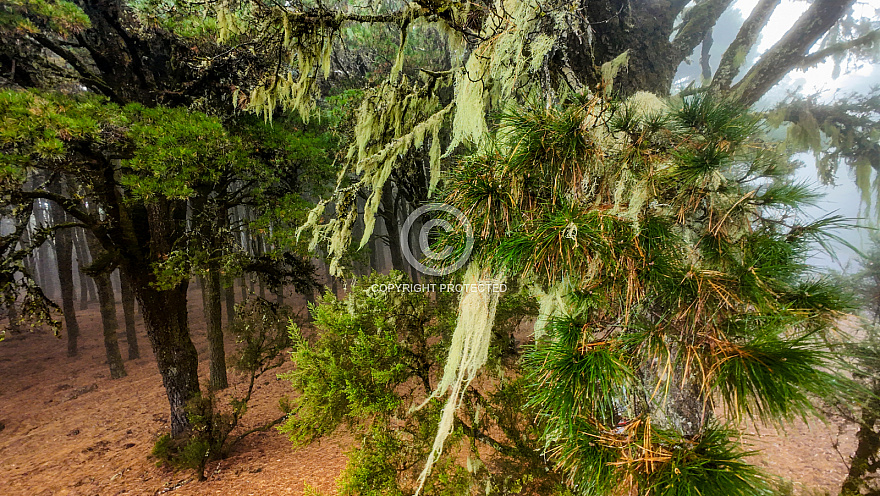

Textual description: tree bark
[119,199,201,436]
[224,277,236,326]
[841,379,880,495]
[48,182,80,357]
[95,270,126,378]
[130,274,201,436]
[205,266,228,390]
[119,268,140,360]
[711,0,780,92]
[82,228,126,379]
[73,227,97,310]
[380,186,405,272]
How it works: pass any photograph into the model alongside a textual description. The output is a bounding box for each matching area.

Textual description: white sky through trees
[722,0,879,268]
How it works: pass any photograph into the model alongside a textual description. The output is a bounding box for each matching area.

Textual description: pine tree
[430,92,854,495]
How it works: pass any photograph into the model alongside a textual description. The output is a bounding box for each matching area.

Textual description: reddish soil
[0,289,861,495]
[0,288,349,496]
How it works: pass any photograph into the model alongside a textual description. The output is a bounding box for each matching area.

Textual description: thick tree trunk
[130,274,200,436]
[119,268,140,360]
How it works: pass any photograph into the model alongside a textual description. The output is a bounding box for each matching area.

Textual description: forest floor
[0,287,860,496]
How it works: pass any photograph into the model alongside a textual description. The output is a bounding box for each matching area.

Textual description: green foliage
[123,104,237,200]
[438,93,855,495]
[282,271,561,495]
[0,0,90,37]
[280,271,443,445]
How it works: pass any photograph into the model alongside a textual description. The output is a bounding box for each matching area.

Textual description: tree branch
[711,0,781,91]
[26,32,122,103]
[11,190,100,232]
[672,0,735,62]
[729,0,856,106]
[799,29,880,69]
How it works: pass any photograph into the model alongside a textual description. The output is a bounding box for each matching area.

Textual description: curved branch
[26,32,122,103]
[10,190,100,232]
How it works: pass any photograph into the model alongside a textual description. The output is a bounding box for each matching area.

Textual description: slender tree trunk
[380,187,405,272]
[94,271,126,378]
[224,277,236,326]
[82,228,126,378]
[205,265,227,390]
[48,183,80,357]
[73,227,96,310]
[119,268,140,360]
[275,284,285,306]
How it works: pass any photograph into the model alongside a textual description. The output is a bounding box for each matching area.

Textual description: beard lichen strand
[410,262,505,496]
[246,10,339,122]
[531,278,572,340]
[357,104,452,250]
[601,50,631,97]
[447,0,561,153]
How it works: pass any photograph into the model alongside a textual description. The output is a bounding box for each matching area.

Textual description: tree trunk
[275,284,285,306]
[841,378,880,495]
[119,268,140,360]
[94,270,126,378]
[205,265,228,390]
[48,184,80,357]
[224,277,236,326]
[73,227,96,310]
[132,278,201,436]
[82,228,126,379]
[638,342,709,439]
[380,186,405,272]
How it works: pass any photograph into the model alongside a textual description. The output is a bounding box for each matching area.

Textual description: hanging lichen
[601,50,630,97]
[410,262,505,495]
[530,279,572,340]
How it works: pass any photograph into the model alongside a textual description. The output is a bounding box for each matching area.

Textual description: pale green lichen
[601,50,630,97]
[410,262,505,496]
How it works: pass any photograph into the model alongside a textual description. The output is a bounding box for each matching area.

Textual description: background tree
[0,0,338,435]
[839,235,880,495]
